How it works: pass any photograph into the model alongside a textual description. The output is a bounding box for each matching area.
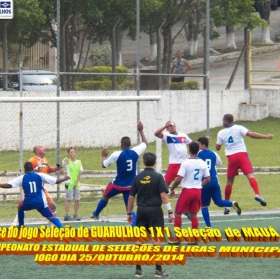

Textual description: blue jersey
[198,149,222,183]
[22,173,45,208]
[103,143,147,187]
[115,149,139,186]
[8,172,56,209]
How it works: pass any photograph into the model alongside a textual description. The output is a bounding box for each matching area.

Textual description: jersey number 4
[227,136,234,143]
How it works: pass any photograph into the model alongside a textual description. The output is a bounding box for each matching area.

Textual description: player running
[196,137,241,226]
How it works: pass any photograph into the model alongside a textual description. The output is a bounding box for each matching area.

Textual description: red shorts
[165,164,181,184]
[175,188,201,214]
[227,152,253,178]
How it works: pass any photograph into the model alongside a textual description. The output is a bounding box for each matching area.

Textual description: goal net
[0,94,163,222]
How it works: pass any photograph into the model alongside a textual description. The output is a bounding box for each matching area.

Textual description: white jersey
[216,124,249,156]
[8,173,56,188]
[178,158,210,189]
[162,131,192,164]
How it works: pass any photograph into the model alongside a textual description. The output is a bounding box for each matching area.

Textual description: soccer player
[91,120,147,220]
[196,137,241,227]
[216,114,274,214]
[29,145,62,213]
[168,142,210,245]
[127,152,173,278]
[64,147,83,221]
[154,121,192,186]
[12,145,67,227]
[0,162,69,228]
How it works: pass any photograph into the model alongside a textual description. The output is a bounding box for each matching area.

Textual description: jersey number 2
[194,169,199,180]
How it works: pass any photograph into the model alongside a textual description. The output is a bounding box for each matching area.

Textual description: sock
[201,207,211,227]
[94,199,108,216]
[190,217,198,229]
[249,178,260,195]
[174,215,182,228]
[18,211,24,227]
[51,217,63,228]
[155,264,162,272]
[225,184,232,200]
[136,265,142,271]
[174,216,182,241]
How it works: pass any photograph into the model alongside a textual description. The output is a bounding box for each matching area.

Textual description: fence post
[244,28,252,89]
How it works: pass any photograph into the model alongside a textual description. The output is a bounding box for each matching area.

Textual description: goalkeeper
[28,145,68,225]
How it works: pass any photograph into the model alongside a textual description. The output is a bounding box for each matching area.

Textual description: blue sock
[201,207,211,227]
[18,211,24,227]
[51,217,63,228]
[94,199,108,216]
[215,200,232,207]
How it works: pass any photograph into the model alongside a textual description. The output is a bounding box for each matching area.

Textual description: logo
[0,1,13,19]
[140,175,151,185]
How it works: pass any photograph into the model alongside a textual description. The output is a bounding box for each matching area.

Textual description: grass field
[0,117,280,278]
[0,213,280,279]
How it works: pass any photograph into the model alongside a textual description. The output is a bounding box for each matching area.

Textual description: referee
[127,152,173,279]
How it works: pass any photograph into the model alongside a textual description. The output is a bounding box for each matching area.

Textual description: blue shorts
[201,180,222,207]
[19,201,54,218]
[104,182,130,206]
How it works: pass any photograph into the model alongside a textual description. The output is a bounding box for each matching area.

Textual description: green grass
[0,214,280,278]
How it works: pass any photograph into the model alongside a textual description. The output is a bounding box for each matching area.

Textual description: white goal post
[0,95,164,173]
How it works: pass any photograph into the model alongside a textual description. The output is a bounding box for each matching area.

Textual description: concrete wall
[0,88,279,150]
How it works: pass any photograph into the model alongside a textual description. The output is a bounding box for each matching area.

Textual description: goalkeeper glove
[34,162,48,171]
[58,158,69,169]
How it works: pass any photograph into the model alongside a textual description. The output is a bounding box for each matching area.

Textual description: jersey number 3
[126,160,133,171]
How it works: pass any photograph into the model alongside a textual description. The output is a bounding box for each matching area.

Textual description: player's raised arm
[154,121,173,139]
[137,120,147,145]
[101,147,109,168]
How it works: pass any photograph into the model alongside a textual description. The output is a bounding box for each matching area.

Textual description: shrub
[78,66,129,85]
[75,79,135,91]
[75,80,112,91]
[118,81,135,90]
[75,66,130,90]
[168,80,200,90]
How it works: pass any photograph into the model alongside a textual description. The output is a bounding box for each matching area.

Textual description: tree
[0,0,46,89]
[39,0,102,89]
[159,0,200,88]
[211,0,267,49]
[254,0,272,42]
